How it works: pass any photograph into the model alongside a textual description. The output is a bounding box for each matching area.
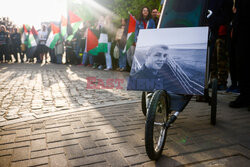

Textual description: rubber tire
[211,79,217,125]
[141,92,147,116]
[145,90,168,160]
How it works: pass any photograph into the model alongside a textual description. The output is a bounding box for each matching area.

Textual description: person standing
[10,27,21,63]
[38,25,48,63]
[229,0,250,109]
[0,25,10,63]
[115,18,127,72]
[151,8,159,27]
[134,7,156,43]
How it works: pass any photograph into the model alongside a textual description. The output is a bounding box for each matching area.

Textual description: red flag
[51,23,60,34]
[31,26,38,36]
[68,10,82,24]
[23,24,28,33]
[87,28,98,52]
[61,16,67,26]
[127,15,136,34]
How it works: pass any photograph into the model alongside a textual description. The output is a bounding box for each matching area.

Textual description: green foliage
[68,0,161,23]
[110,0,162,19]
[68,1,96,22]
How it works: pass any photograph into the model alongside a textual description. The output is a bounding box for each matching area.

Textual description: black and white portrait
[127,27,209,95]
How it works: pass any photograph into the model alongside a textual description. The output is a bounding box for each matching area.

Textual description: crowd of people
[0,8,160,69]
[0,0,249,110]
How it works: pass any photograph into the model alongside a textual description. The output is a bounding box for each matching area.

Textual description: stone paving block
[48,140,78,149]
[31,139,47,152]
[12,147,30,162]
[28,157,49,166]
[104,151,129,167]
[15,136,31,143]
[45,128,59,134]
[89,131,108,141]
[115,143,139,157]
[78,137,97,150]
[186,155,250,167]
[0,149,13,157]
[31,148,64,159]
[46,132,62,143]
[71,121,84,129]
[0,156,11,167]
[84,145,117,156]
[74,127,100,134]
[61,133,90,141]
[46,123,70,129]
[30,134,46,140]
[109,138,127,145]
[68,154,106,167]
[31,129,46,135]
[16,128,31,137]
[50,154,68,167]
[64,145,84,159]
[95,140,110,147]
[0,141,30,151]
[60,126,74,135]
[106,131,134,139]
[0,134,15,145]
[125,154,150,166]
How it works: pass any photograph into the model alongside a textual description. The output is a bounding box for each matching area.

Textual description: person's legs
[230,26,250,108]
[82,52,88,65]
[119,48,127,70]
[12,46,18,62]
[89,54,93,66]
[227,33,238,91]
[104,42,112,70]
[3,45,10,62]
[216,37,229,90]
[0,45,3,62]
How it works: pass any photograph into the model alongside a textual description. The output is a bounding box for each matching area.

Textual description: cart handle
[207,10,213,19]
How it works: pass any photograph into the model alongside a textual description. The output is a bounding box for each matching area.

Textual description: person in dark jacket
[151,8,159,27]
[229,0,250,109]
[10,27,21,63]
[0,25,10,62]
[208,0,233,90]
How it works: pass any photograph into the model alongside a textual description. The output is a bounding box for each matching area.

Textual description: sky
[0,0,67,29]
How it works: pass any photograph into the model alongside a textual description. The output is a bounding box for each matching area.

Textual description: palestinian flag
[97,33,108,53]
[21,24,29,44]
[61,15,67,39]
[67,10,82,41]
[27,29,37,48]
[87,28,99,56]
[123,14,136,53]
[46,23,60,49]
[31,26,39,43]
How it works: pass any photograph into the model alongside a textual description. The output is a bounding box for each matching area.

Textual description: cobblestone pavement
[0,63,250,167]
[0,63,140,126]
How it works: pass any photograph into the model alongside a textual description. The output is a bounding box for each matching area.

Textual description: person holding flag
[134,7,156,43]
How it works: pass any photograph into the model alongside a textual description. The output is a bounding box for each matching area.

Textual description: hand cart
[140,0,218,160]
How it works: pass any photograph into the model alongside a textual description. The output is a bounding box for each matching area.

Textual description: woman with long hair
[134,7,156,43]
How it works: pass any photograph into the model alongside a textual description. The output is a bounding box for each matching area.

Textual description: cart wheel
[211,79,217,125]
[141,92,147,116]
[145,90,169,160]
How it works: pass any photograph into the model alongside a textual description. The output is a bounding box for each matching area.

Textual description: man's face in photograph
[146,47,168,70]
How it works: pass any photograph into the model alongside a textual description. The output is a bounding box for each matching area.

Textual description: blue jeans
[82,52,94,65]
[119,48,127,69]
[105,42,112,69]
